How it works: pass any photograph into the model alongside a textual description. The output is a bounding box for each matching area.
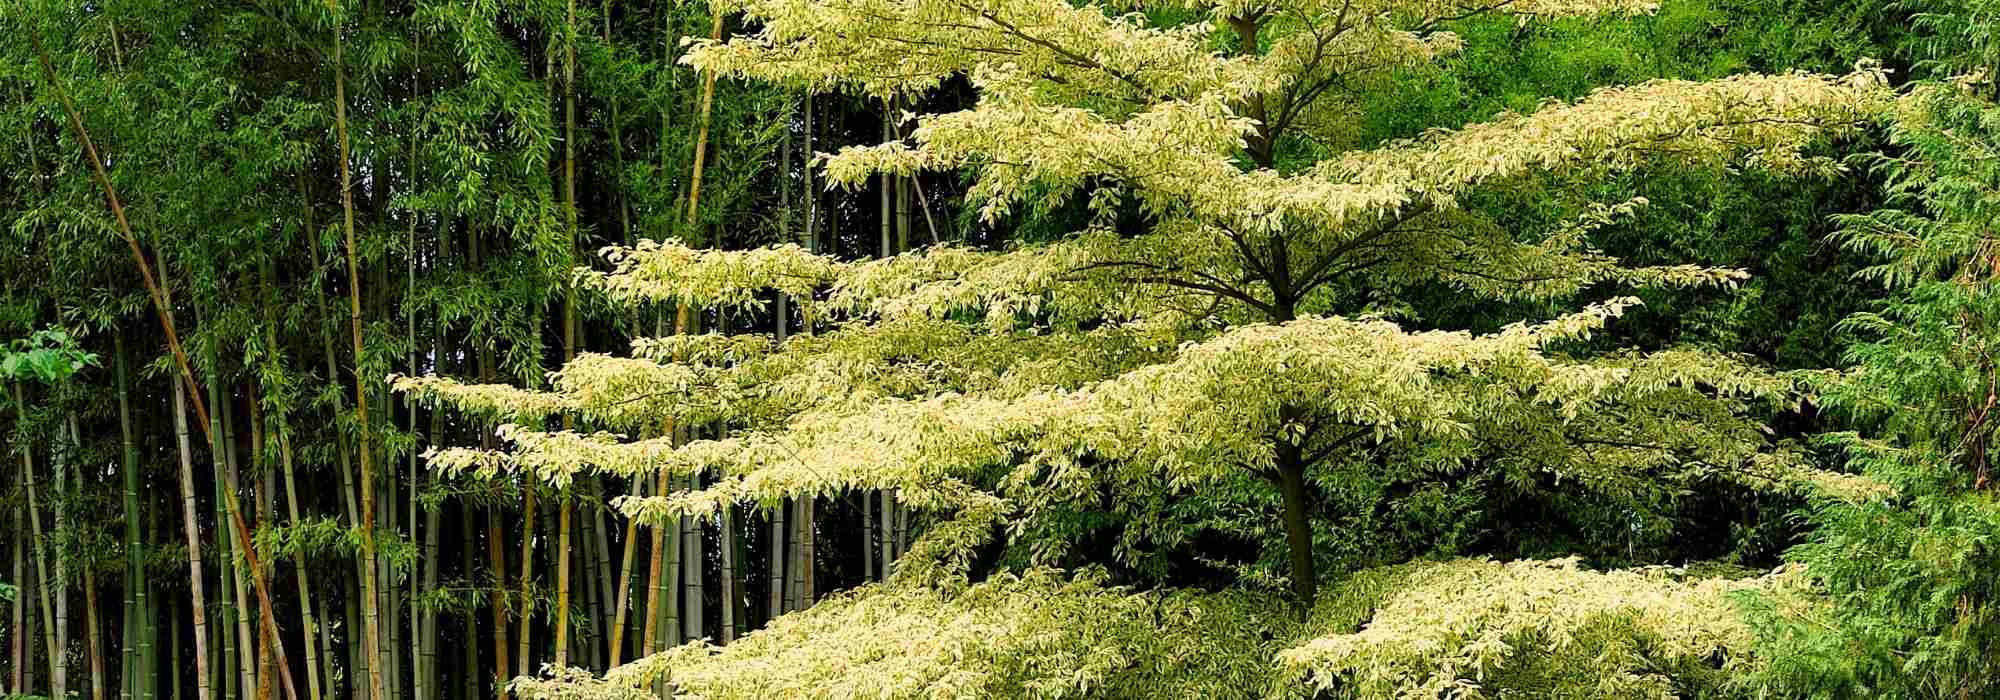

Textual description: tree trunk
[308,178,366,700]
[804,94,816,257]
[556,488,574,668]
[600,0,640,656]
[278,421,325,700]
[578,500,602,668]
[605,0,633,248]
[1276,441,1316,612]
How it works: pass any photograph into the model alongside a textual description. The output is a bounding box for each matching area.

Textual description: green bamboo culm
[116,335,156,700]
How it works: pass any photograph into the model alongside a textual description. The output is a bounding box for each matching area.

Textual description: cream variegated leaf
[1277,558,1803,698]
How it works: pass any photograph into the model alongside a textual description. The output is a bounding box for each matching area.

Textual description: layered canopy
[395,0,1894,694]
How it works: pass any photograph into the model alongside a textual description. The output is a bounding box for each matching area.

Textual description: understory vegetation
[2,0,1998,698]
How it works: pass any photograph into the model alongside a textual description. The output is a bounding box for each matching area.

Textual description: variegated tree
[400,0,1891,696]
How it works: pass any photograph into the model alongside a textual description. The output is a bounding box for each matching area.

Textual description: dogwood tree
[398,0,1891,695]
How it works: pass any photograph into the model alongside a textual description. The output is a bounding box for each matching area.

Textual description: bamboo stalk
[218,380,256,697]
[170,371,213,700]
[116,336,151,700]
[13,384,63,700]
[475,232,513,699]
[10,515,22,693]
[262,259,326,700]
[84,565,104,700]
[70,413,104,700]
[607,475,644,666]
[589,479,614,664]
[326,11,385,698]
[552,0,584,670]
[515,486,537,678]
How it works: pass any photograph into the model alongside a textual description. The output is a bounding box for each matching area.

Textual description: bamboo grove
[4,0,2000,698]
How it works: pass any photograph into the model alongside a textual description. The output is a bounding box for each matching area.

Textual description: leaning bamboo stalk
[593,0,629,664]
[677,4,725,646]
[607,475,644,666]
[29,30,301,700]
[216,380,255,696]
[639,471,670,658]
